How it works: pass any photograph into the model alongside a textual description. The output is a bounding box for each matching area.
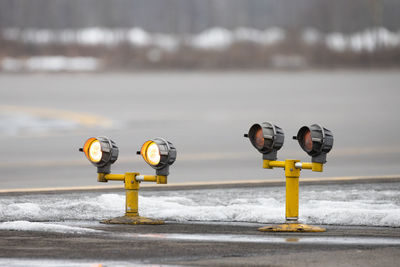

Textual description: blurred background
[1,0,400,70]
[0,0,399,189]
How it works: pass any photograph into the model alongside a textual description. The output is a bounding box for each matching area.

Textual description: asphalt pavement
[1,71,400,189]
[1,222,400,266]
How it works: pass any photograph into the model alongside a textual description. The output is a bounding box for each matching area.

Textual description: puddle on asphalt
[0,258,174,267]
[130,233,400,246]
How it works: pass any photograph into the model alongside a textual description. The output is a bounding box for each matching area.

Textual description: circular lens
[254,128,264,149]
[89,140,102,163]
[303,130,313,152]
[146,142,161,165]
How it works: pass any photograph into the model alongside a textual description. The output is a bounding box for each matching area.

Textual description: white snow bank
[0,193,124,222]
[3,27,399,52]
[0,221,100,234]
[235,27,285,45]
[0,183,399,227]
[190,27,234,49]
[1,27,180,51]
[1,56,101,72]
[190,27,286,49]
[141,185,400,227]
[326,28,400,52]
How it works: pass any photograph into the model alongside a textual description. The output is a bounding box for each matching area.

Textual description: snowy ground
[1,182,399,232]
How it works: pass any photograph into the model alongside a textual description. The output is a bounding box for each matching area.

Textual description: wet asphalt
[1,222,400,266]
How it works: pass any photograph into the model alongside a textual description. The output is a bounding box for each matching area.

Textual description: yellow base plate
[258,223,326,232]
[100,215,164,225]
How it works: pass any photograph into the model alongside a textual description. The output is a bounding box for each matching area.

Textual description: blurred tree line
[1,0,399,70]
[0,0,399,33]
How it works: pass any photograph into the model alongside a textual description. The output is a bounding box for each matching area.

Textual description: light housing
[295,124,333,163]
[139,138,177,176]
[245,122,285,160]
[80,136,119,173]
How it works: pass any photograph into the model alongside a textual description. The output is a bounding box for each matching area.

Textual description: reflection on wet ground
[131,233,400,245]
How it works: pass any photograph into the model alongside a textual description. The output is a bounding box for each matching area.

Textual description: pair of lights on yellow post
[80,122,333,230]
[245,122,334,232]
[80,136,176,225]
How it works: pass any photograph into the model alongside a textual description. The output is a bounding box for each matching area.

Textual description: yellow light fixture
[295,124,334,163]
[80,135,177,225]
[139,138,177,176]
[245,121,285,160]
[246,122,334,232]
[80,136,119,173]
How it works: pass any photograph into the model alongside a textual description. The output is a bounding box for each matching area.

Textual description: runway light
[246,121,334,232]
[295,124,334,163]
[79,136,119,173]
[139,138,177,176]
[79,136,176,225]
[245,122,285,160]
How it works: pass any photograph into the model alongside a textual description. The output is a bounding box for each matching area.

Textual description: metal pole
[284,160,300,222]
[124,173,139,216]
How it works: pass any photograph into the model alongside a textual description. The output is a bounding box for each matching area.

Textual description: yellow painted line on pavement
[0,105,112,127]
[1,175,399,194]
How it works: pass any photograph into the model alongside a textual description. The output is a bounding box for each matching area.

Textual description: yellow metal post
[124,173,139,216]
[99,172,164,225]
[258,159,326,232]
[285,177,299,220]
[125,189,138,215]
[284,159,300,221]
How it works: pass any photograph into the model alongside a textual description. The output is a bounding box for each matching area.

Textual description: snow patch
[3,27,399,52]
[326,28,400,52]
[0,221,100,234]
[0,183,399,227]
[127,28,151,46]
[1,56,100,72]
[191,27,234,49]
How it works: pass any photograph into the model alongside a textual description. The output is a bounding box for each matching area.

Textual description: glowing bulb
[146,142,160,165]
[254,128,264,149]
[303,130,313,152]
[89,140,102,163]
